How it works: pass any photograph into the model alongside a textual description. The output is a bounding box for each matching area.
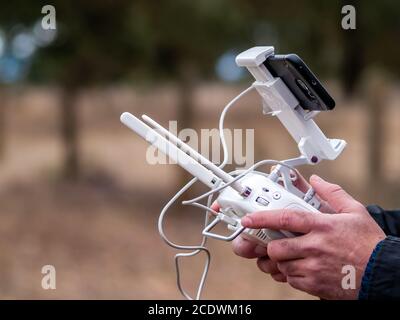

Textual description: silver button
[272,192,281,200]
[256,196,270,206]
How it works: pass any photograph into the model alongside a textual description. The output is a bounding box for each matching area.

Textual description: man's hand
[221,171,335,284]
[210,202,285,279]
[240,175,386,299]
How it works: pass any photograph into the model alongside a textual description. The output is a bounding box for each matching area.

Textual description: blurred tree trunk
[365,73,388,186]
[60,86,80,180]
[341,0,365,96]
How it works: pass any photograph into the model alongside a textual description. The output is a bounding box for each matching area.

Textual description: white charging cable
[157,85,299,300]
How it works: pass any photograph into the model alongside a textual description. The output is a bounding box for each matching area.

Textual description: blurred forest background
[0,0,398,299]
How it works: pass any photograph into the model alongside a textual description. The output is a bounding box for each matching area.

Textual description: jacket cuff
[358,239,384,299]
[359,236,400,299]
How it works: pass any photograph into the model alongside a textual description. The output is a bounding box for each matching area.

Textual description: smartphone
[263,54,335,111]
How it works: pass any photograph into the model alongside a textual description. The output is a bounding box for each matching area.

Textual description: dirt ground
[0,83,398,299]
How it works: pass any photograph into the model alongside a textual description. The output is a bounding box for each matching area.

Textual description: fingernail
[241,215,251,227]
[254,245,268,256]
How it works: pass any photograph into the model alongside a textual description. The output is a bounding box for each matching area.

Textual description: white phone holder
[236,46,346,165]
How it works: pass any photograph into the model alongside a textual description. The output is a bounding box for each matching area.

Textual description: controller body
[207,172,321,246]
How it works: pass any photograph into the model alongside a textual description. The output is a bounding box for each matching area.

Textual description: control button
[272,192,281,200]
[256,196,270,206]
[241,186,252,198]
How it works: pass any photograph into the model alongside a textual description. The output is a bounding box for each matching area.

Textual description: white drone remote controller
[121,112,320,246]
[207,171,321,246]
[121,46,346,246]
[120,46,346,298]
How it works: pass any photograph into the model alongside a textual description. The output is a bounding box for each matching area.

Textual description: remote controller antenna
[121,112,245,194]
[141,114,248,195]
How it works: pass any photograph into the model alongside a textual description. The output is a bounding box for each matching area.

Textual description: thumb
[309,175,362,213]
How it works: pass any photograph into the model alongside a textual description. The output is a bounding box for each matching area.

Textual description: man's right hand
[211,171,334,283]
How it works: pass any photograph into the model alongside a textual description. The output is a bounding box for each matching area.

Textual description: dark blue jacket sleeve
[359,236,400,299]
[367,205,400,236]
[359,206,400,299]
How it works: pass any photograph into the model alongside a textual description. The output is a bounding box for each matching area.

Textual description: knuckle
[232,238,249,258]
[305,259,320,274]
[279,210,293,229]
[232,244,243,257]
[277,262,291,275]
[269,239,300,260]
[256,258,270,273]
[232,237,260,259]
[280,209,316,232]
[246,214,255,224]
[276,262,285,274]
[303,241,320,256]
[287,277,302,290]
[304,212,316,229]
[257,258,278,274]
[277,239,292,252]
[327,183,343,195]
[267,242,279,261]
[318,218,333,232]
[271,273,286,283]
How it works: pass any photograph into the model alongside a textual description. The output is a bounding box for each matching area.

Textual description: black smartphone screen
[263,54,335,111]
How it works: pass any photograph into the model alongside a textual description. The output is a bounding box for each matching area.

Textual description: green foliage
[0,0,399,85]
[32,1,138,86]
[128,0,250,80]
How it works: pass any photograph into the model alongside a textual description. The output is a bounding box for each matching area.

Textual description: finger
[267,237,307,261]
[257,257,287,282]
[210,201,220,213]
[232,236,267,259]
[241,209,319,234]
[277,259,306,277]
[257,257,280,274]
[292,171,310,193]
[319,199,336,214]
[271,273,287,283]
[310,175,363,213]
[288,172,336,213]
[270,167,309,193]
[286,275,307,292]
